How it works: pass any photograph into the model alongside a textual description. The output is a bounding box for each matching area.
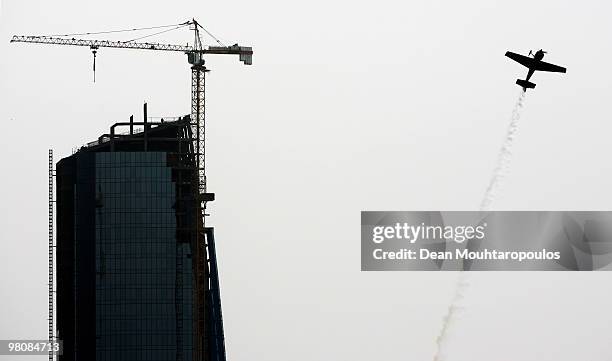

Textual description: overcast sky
[1,0,612,360]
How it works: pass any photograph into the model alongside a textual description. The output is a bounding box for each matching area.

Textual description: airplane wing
[534,60,567,73]
[505,51,534,68]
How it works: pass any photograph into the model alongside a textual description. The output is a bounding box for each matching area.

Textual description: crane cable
[48,20,225,47]
[195,22,226,47]
[47,21,190,37]
[123,23,191,43]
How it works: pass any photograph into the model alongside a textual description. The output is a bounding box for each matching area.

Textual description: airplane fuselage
[525,50,545,81]
[505,49,566,91]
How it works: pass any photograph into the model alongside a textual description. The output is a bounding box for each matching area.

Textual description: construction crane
[11,19,251,199]
[11,19,252,361]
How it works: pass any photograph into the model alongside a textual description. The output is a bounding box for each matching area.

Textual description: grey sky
[1,0,612,360]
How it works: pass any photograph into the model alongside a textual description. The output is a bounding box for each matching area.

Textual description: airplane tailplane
[516,79,536,90]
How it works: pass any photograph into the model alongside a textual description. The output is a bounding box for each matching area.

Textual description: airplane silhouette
[505,49,566,91]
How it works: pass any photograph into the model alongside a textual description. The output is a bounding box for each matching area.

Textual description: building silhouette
[56,106,225,361]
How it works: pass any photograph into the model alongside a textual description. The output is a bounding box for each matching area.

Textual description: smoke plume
[480,90,526,211]
[431,90,527,361]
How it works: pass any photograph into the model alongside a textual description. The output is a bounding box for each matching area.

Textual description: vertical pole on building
[143,103,148,152]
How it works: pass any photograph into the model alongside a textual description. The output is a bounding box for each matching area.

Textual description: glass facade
[94,152,193,361]
[57,116,226,361]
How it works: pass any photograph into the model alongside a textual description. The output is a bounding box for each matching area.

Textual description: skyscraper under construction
[56,107,224,361]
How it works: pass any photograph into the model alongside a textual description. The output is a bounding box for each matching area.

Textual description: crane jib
[10,35,253,60]
[11,35,191,51]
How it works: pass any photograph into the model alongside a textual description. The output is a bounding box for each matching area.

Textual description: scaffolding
[48,149,55,361]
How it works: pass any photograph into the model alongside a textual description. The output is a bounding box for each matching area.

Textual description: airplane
[505,49,566,91]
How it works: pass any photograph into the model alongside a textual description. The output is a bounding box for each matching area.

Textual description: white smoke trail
[431,90,527,361]
[432,275,469,361]
[480,90,526,211]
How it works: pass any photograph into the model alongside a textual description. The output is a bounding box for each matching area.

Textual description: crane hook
[91,46,99,83]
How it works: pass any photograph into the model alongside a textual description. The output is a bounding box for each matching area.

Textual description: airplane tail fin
[516,79,536,91]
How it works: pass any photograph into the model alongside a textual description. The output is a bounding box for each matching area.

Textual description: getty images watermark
[361,212,612,271]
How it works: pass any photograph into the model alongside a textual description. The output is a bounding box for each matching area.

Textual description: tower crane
[11,19,252,361]
[11,18,252,199]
